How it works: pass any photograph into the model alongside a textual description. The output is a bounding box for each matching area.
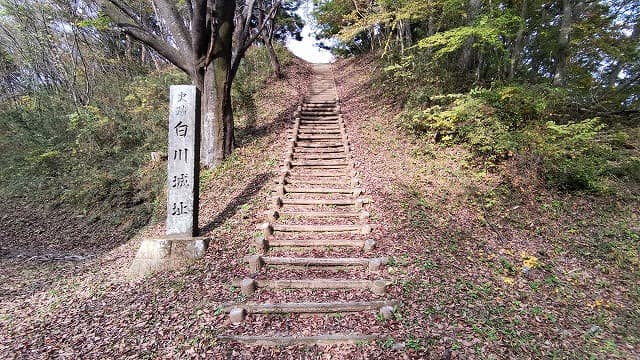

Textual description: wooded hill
[0,0,304,233]
[313,0,639,192]
[1,0,637,231]
[0,0,638,358]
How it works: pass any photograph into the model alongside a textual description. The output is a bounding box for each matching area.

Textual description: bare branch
[99,0,192,74]
[231,0,281,78]
[152,0,193,54]
[105,0,144,27]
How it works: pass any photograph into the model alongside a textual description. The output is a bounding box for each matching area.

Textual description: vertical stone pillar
[129,85,208,278]
[167,85,200,236]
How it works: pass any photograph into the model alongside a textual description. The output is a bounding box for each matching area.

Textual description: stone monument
[167,85,199,236]
[129,85,209,277]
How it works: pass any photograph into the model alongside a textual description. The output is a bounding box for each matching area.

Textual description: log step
[292,157,348,163]
[285,173,350,179]
[264,238,370,248]
[299,114,339,118]
[291,161,348,167]
[297,121,340,125]
[283,187,352,194]
[297,125,341,130]
[302,104,337,108]
[298,120,341,124]
[297,130,342,134]
[293,139,347,144]
[232,278,388,293]
[297,129,342,133]
[294,147,347,153]
[293,154,347,160]
[223,300,397,314]
[291,166,348,171]
[278,181,352,188]
[296,135,343,140]
[300,109,337,114]
[272,224,369,233]
[297,124,341,127]
[284,176,350,182]
[298,121,341,126]
[243,255,388,270]
[281,198,359,206]
[300,112,338,117]
[303,100,337,104]
[217,334,380,346]
[279,210,362,217]
[293,142,344,148]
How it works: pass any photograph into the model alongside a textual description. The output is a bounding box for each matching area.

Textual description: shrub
[396,90,516,161]
[395,84,634,192]
[0,70,174,229]
[532,118,609,192]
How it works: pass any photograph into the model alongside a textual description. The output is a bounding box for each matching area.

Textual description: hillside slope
[1,55,638,359]
[334,55,639,358]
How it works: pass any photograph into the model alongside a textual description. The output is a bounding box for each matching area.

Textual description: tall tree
[99,0,281,167]
[258,0,304,78]
[552,0,573,86]
[509,0,528,80]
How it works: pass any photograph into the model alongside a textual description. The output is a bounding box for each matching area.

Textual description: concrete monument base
[128,235,209,278]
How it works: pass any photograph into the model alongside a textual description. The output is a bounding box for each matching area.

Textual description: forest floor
[1,56,639,359]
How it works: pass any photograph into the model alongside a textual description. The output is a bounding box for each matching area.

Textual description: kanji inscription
[166,85,200,236]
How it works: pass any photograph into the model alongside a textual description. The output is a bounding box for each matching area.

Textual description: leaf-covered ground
[1,56,639,359]
[333,56,639,358]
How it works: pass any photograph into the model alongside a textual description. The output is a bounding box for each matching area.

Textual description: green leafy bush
[396,89,517,161]
[396,84,636,192]
[533,118,610,191]
[0,70,178,229]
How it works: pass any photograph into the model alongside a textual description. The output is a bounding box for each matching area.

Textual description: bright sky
[285,1,334,63]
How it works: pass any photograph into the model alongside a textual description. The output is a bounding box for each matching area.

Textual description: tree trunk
[100,0,246,169]
[198,0,235,168]
[553,0,572,86]
[125,34,133,59]
[222,78,234,157]
[458,0,482,72]
[215,0,235,161]
[201,66,218,167]
[396,19,412,54]
[262,33,282,78]
[509,0,527,80]
[404,19,412,46]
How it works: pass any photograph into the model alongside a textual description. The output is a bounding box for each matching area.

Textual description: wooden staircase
[218,64,397,346]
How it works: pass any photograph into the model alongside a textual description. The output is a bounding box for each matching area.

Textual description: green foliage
[0,0,303,236]
[77,13,112,30]
[417,14,521,59]
[397,84,637,192]
[474,85,569,127]
[314,0,640,109]
[0,30,298,235]
[398,93,515,160]
[610,157,640,183]
[0,69,180,229]
[312,0,366,55]
[397,85,561,160]
[533,118,609,191]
